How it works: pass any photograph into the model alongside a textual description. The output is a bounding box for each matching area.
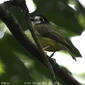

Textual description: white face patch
[34,16,41,24]
[31,16,48,25]
[34,16,40,20]
[34,16,45,24]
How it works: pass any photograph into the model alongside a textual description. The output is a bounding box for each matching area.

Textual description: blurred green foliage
[32,0,85,36]
[0,0,85,85]
[0,29,52,85]
[0,3,52,85]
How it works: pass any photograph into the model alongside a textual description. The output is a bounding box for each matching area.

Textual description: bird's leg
[43,45,56,59]
[50,51,56,58]
[49,52,56,63]
[43,46,56,58]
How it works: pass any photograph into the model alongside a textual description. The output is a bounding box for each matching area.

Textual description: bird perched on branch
[27,15,81,60]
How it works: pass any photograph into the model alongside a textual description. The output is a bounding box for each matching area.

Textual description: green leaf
[32,0,84,36]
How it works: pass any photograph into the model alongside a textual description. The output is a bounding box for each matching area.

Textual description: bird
[27,15,82,60]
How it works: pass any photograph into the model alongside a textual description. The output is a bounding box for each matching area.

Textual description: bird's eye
[40,18,44,22]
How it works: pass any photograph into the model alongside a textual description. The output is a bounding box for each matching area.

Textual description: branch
[0,1,82,85]
[0,2,58,85]
[50,59,81,85]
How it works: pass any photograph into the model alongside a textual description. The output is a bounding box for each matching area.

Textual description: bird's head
[30,15,49,25]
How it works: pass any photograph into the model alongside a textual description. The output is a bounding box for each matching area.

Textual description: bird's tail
[64,39,82,60]
[45,33,82,60]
